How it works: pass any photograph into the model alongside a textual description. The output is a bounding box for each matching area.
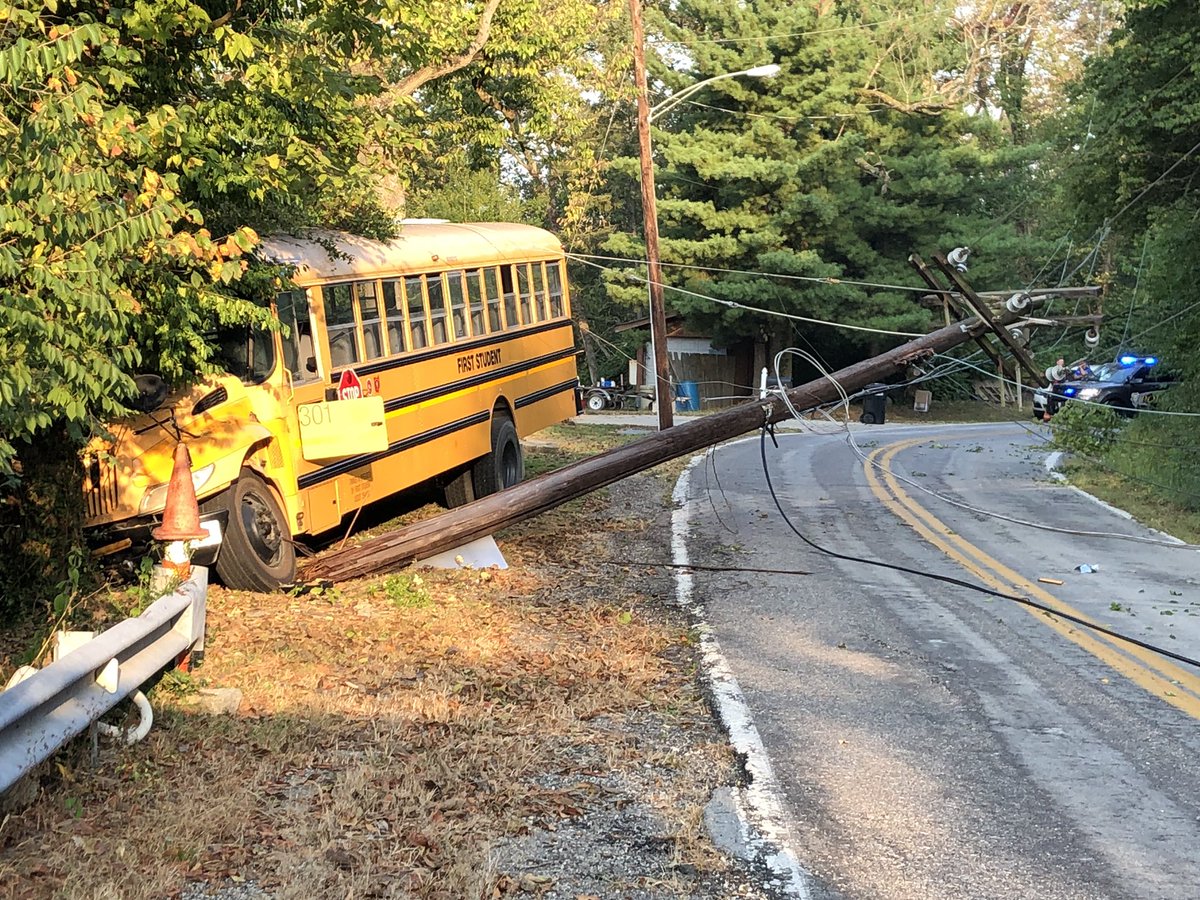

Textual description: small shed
[613,313,762,410]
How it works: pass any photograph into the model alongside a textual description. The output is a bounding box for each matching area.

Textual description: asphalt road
[680,421,1200,900]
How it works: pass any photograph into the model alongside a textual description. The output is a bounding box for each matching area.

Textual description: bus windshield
[212,325,275,384]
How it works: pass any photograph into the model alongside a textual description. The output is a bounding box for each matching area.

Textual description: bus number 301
[457,348,502,374]
[299,403,333,427]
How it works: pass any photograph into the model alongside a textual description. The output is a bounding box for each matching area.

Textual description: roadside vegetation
[1050,397,1200,543]
[0,428,761,899]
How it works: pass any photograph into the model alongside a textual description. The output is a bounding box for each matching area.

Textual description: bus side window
[484,267,503,331]
[532,262,550,321]
[446,271,468,339]
[356,280,384,360]
[324,282,360,369]
[278,290,318,381]
[516,263,534,325]
[428,274,448,344]
[406,275,429,349]
[501,265,519,329]
[382,280,405,355]
[546,261,564,317]
[465,269,484,334]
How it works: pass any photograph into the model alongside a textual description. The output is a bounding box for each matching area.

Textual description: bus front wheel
[473,414,524,497]
[206,472,297,592]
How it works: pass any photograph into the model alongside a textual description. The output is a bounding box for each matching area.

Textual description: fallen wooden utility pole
[303,301,1036,583]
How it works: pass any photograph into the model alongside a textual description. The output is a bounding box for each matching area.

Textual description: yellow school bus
[84,222,579,590]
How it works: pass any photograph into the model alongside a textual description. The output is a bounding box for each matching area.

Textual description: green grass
[378,572,432,608]
[1065,463,1200,544]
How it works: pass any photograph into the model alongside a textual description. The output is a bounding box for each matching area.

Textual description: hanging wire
[1120,232,1152,348]
[570,254,927,337]
[570,251,937,295]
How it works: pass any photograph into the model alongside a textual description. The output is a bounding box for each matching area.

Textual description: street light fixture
[629,0,779,430]
[649,64,781,122]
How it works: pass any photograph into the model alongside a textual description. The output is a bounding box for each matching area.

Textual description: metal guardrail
[0,568,207,796]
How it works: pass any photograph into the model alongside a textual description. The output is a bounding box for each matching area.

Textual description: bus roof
[260,222,565,284]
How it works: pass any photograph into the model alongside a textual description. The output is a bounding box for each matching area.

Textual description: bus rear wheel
[441,466,476,508]
[205,471,296,592]
[472,414,524,497]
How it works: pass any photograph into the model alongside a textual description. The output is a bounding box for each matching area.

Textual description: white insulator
[1084,327,1101,348]
[1008,326,1030,346]
[1005,292,1030,313]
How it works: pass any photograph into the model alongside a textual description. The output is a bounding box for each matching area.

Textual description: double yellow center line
[863,435,1200,720]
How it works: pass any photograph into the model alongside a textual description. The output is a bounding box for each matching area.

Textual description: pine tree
[603,0,1045,371]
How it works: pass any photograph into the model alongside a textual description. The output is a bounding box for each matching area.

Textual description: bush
[1049,401,1123,456]
[1105,385,1200,512]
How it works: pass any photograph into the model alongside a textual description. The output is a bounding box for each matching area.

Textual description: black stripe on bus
[332,319,573,382]
[382,347,577,413]
[515,378,579,409]
[297,411,491,490]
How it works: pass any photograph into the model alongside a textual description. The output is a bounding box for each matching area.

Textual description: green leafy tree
[1043,0,1200,510]
[0,0,605,609]
[1053,0,1200,377]
[0,6,268,607]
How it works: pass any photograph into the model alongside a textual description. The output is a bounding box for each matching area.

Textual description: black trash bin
[860,384,888,425]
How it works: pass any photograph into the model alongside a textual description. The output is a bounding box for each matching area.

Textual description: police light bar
[1118,355,1138,366]
[1144,356,1158,366]
[1062,386,1077,396]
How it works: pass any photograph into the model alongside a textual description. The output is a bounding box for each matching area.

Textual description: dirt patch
[0,425,779,899]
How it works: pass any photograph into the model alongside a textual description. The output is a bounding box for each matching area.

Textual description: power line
[756,428,1200,671]
[1119,232,1152,347]
[570,251,935,296]
[647,11,944,46]
[674,97,888,122]
[569,253,927,337]
[771,349,1193,549]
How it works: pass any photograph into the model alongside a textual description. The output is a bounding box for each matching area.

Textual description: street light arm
[648,63,780,122]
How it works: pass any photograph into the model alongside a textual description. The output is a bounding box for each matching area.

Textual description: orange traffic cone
[152,443,208,542]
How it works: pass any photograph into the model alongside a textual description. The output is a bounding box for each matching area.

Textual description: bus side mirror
[306,356,317,373]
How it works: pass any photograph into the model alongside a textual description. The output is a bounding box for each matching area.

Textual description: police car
[1032,355,1176,420]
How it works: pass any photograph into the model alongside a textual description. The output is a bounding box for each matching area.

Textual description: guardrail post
[171,566,207,670]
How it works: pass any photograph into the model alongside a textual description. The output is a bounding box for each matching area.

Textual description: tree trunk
[576,317,601,385]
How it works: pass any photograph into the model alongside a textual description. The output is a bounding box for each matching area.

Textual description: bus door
[286,283,390,532]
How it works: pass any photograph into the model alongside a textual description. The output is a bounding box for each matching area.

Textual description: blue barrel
[675,380,701,412]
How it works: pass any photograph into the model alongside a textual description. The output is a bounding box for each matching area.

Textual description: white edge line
[1043,452,1186,545]
[672,448,813,899]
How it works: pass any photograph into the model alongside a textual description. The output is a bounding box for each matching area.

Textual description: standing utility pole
[629,0,673,430]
